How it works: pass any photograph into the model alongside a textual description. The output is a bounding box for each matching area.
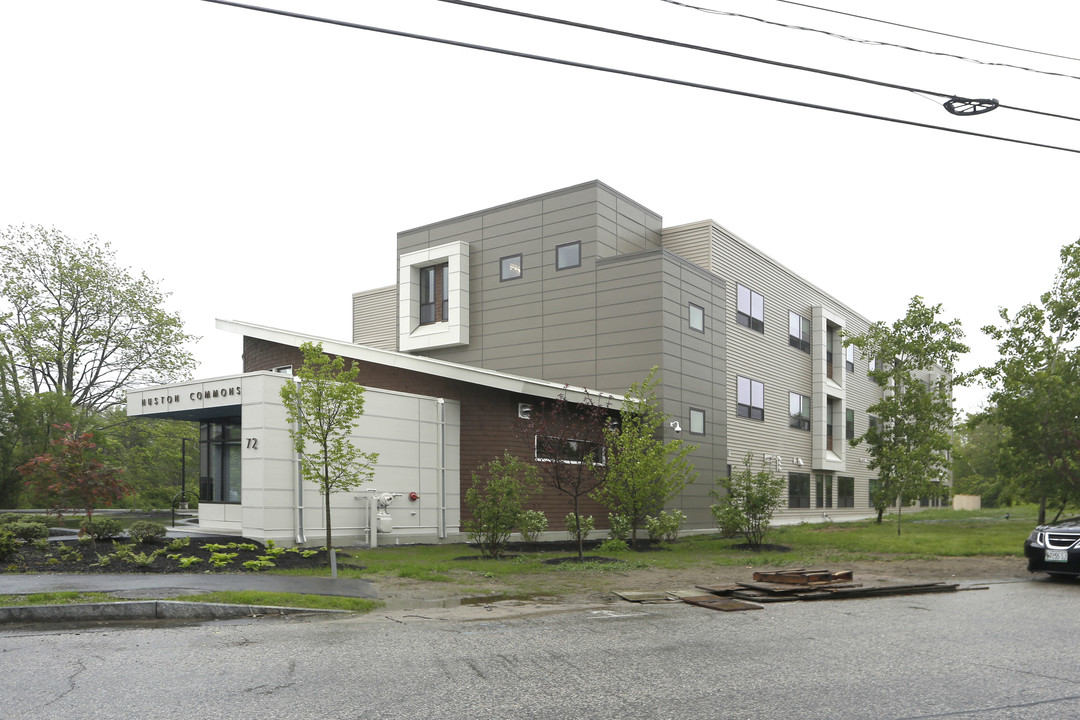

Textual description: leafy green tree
[280,342,378,553]
[464,452,541,558]
[980,241,1080,524]
[519,391,610,559]
[951,413,1019,508]
[0,391,79,507]
[847,296,967,534]
[710,453,786,550]
[590,368,697,548]
[0,225,196,413]
[18,424,128,523]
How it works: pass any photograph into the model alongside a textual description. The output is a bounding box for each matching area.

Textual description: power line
[199,0,1080,155]
[440,0,1080,124]
[659,0,1080,83]
[769,0,1080,64]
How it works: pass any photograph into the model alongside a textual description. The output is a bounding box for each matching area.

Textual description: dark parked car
[1025,517,1080,576]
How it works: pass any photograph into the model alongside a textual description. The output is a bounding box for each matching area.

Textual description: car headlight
[1027,530,1044,546]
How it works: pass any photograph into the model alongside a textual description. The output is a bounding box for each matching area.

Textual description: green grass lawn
[0,507,1034,612]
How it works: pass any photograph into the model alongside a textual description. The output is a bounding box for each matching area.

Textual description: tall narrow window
[689,303,705,332]
[737,376,764,421]
[845,344,855,372]
[199,418,242,504]
[737,284,764,332]
[419,262,449,325]
[789,311,811,353]
[815,474,833,509]
[555,241,581,270]
[846,408,855,440]
[789,392,811,430]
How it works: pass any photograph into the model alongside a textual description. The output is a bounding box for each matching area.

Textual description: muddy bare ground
[371,555,1036,614]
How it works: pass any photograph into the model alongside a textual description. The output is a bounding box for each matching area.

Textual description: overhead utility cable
[659,0,1080,83]
[439,0,1080,124]
[770,0,1080,64]
[200,0,1080,155]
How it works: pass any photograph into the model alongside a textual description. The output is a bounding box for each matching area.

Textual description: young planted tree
[847,296,967,534]
[980,240,1080,524]
[590,368,697,548]
[280,342,378,553]
[17,423,128,524]
[711,453,786,550]
[520,391,611,559]
[464,452,541,558]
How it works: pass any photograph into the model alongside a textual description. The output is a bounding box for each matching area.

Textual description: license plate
[1046,549,1069,563]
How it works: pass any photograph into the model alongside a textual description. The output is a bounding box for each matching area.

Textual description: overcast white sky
[3,0,1078,416]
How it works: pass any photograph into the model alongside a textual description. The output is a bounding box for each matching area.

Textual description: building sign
[127,377,245,416]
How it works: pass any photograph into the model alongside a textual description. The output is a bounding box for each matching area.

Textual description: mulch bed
[2,537,329,574]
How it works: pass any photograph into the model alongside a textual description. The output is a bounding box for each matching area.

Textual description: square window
[737,284,764,333]
[737,376,764,421]
[500,254,523,281]
[689,303,705,332]
[689,408,705,435]
[789,392,811,431]
[789,311,811,353]
[555,242,581,270]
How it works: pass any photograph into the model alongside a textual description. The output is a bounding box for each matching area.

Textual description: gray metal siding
[352,286,397,350]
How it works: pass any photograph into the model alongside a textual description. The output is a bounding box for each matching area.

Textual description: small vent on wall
[517,403,532,420]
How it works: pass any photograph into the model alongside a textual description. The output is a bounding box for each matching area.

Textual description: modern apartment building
[348,179,948,528]
[129,179,945,545]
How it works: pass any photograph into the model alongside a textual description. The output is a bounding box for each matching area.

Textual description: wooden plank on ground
[614,591,672,603]
[681,595,764,612]
[753,570,854,584]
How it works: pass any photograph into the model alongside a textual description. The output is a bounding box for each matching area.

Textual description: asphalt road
[3,576,1077,720]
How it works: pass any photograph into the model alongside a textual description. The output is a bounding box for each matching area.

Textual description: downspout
[438,397,446,539]
[293,377,306,545]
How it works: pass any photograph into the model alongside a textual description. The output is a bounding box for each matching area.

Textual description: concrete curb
[0,600,349,624]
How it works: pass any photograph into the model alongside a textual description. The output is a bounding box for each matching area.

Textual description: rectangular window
[789,392,811,431]
[815,474,833,509]
[688,303,705,332]
[845,344,855,372]
[689,408,705,435]
[789,311,811,353]
[535,435,603,465]
[419,262,449,325]
[868,415,879,435]
[838,476,855,507]
[199,418,242,504]
[788,472,811,508]
[555,241,581,270]
[846,408,855,440]
[736,284,764,333]
[869,478,879,508]
[500,254,522,281]
[737,376,764,421]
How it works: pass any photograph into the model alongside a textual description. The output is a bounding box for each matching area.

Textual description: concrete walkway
[0,572,377,599]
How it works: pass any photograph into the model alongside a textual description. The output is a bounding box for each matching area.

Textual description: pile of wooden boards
[618,569,980,612]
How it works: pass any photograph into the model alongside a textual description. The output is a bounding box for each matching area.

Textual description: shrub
[607,513,631,541]
[464,452,541,559]
[0,513,57,527]
[81,517,123,541]
[645,510,686,544]
[518,510,548,543]
[598,538,629,554]
[565,513,594,545]
[9,521,49,542]
[710,453,786,550]
[128,521,167,544]
[0,530,15,561]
